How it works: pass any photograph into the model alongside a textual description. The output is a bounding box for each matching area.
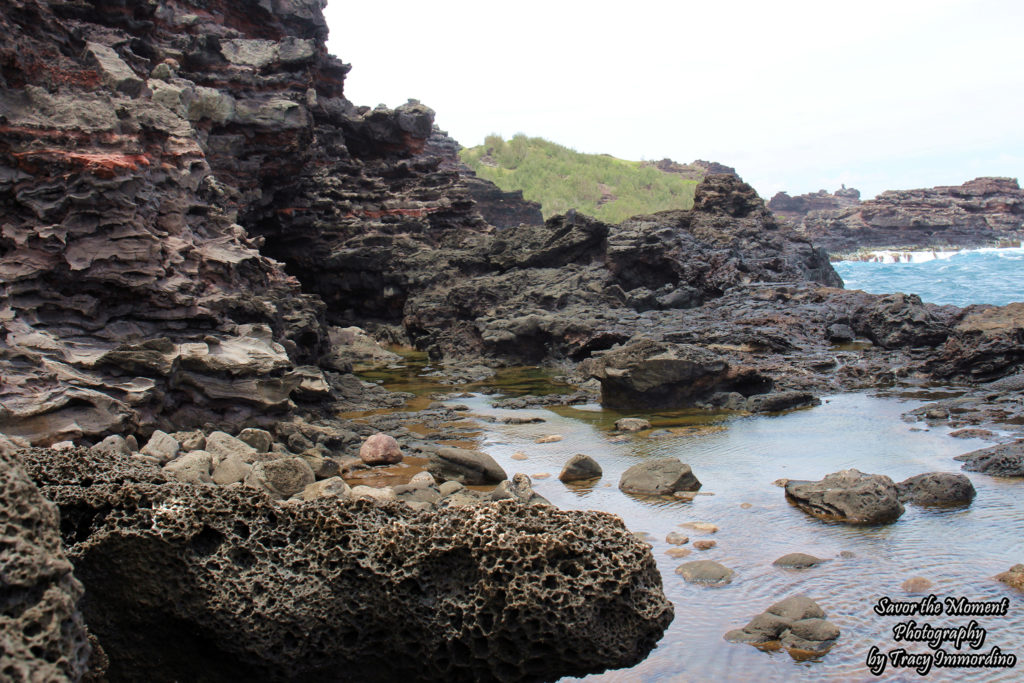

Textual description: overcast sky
[325,0,1024,200]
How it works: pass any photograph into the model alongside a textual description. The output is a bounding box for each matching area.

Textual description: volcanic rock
[725,595,839,655]
[559,454,603,482]
[0,449,92,680]
[785,469,905,523]
[619,458,701,496]
[954,440,1024,477]
[779,177,1024,255]
[18,446,674,682]
[896,472,976,506]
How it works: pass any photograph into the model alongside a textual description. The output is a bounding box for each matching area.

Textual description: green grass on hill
[459,134,701,224]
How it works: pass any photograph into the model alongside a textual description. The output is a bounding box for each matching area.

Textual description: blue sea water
[833,247,1024,307]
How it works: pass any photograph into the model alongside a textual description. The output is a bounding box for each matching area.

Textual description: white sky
[325,0,1024,200]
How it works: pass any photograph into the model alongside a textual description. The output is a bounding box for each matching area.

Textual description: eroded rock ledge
[18,446,674,682]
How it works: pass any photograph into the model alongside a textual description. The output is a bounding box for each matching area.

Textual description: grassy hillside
[459,134,702,224]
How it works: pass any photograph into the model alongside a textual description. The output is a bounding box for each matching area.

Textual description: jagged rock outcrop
[402,174,843,364]
[19,446,674,682]
[768,186,861,218]
[426,129,544,228]
[777,177,1024,254]
[0,448,93,681]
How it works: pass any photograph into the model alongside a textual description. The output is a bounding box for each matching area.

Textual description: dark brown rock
[19,446,673,683]
[954,440,1024,477]
[558,453,603,482]
[782,177,1024,255]
[896,472,976,506]
[0,449,92,680]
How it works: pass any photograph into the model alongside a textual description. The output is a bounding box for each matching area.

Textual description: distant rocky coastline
[2,0,1024,680]
[770,177,1024,257]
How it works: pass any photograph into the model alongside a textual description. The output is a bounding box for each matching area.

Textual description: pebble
[532,473,551,480]
[680,522,718,533]
[901,577,934,593]
[665,532,689,545]
[693,540,717,551]
[665,547,692,558]
[535,435,563,444]
[510,452,529,460]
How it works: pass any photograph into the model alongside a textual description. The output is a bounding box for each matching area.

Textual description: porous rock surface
[0,449,92,681]
[896,472,976,506]
[785,469,905,524]
[18,446,673,682]
[954,439,1024,477]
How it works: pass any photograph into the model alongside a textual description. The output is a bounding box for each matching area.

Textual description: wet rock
[675,560,734,585]
[955,440,1024,477]
[949,428,998,439]
[680,522,719,533]
[559,454,603,482]
[665,533,689,545]
[666,547,692,558]
[745,391,819,413]
[902,577,934,593]
[773,553,825,569]
[725,595,839,655]
[163,451,214,485]
[615,418,652,432]
[582,340,767,410]
[511,452,529,461]
[535,435,563,444]
[499,416,546,424]
[693,540,717,550]
[995,564,1024,591]
[238,428,273,453]
[0,449,93,681]
[245,457,316,499]
[141,430,180,464]
[359,433,404,466]
[785,469,904,523]
[426,447,507,485]
[619,458,701,496]
[896,472,976,506]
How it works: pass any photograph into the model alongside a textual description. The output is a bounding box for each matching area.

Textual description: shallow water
[834,247,1024,307]
[456,392,1024,682]
[357,361,1024,681]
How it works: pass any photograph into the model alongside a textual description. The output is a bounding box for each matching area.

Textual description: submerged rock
[773,553,826,569]
[785,469,904,524]
[995,564,1024,591]
[896,472,976,506]
[582,340,769,410]
[19,446,674,682]
[559,454,603,482]
[725,595,839,655]
[619,458,702,496]
[675,560,734,585]
[955,440,1024,477]
[615,418,652,432]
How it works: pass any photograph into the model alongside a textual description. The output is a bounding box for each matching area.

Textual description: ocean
[833,247,1024,307]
